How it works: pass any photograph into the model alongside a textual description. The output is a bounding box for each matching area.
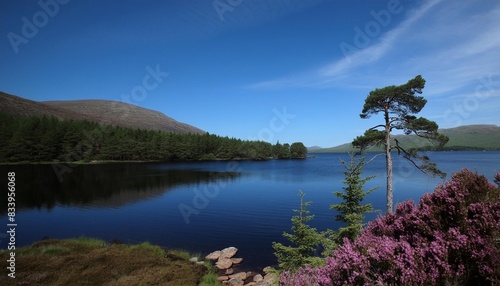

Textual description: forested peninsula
[0,113,307,163]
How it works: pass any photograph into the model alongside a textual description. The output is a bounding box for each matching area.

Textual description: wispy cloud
[397,2,500,96]
[248,0,442,89]
[318,0,441,79]
[248,0,500,95]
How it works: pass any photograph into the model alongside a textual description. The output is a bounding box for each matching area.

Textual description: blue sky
[1,0,499,147]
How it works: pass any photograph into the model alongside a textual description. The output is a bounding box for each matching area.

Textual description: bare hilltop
[0,91,204,135]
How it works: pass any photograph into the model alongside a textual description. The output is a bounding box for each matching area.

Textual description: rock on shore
[205,247,277,286]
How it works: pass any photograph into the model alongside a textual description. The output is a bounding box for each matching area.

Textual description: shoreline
[0,237,217,285]
[0,156,308,165]
[0,238,278,285]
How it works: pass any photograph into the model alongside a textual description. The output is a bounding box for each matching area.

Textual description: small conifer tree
[322,153,378,256]
[273,190,323,271]
[331,153,377,244]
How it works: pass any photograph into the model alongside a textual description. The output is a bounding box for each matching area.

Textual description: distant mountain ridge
[0,91,204,134]
[307,145,323,151]
[313,124,500,153]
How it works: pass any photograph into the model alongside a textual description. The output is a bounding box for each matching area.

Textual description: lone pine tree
[352,75,448,213]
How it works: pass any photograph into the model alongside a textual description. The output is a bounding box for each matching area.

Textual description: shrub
[280,169,500,285]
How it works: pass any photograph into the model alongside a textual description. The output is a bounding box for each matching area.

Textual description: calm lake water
[1,151,499,270]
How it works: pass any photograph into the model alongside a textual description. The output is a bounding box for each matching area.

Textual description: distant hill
[0,91,204,134]
[313,125,500,153]
[307,145,323,151]
[0,91,93,120]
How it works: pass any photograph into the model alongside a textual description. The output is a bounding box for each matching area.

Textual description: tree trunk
[384,108,393,214]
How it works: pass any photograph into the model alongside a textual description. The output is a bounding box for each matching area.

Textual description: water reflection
[0,163,241,212]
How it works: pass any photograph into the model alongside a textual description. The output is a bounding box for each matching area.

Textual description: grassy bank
[0,237,220,286]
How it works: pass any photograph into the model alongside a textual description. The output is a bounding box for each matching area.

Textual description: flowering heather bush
[280,169,500,286]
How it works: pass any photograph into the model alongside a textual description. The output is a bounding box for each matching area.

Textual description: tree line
[0,113,307,163]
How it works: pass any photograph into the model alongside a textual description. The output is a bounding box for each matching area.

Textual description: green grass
[169,248,193,260]
[166,249,222,286]
[198,272,221,286]
[39,245,70,255]
[129,241,166,257]
[64,236,107,247]
[0,238,211,286]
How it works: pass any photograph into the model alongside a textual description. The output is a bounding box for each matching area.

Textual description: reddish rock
[205,250,222,260]
[220,246,238,259]
[226,277,244,286]
[231,257,243,264]
[215,257,233,270]
[253,274,263,282]
[217,275,229,281]
[263,273,277,284]
[229,272,247,280]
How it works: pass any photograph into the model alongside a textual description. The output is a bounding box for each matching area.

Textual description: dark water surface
[1,151,499,270]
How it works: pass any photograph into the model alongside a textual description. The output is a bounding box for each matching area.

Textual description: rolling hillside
[0,91,94,120]
[313,125,500,153]
[0,91,204,134]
